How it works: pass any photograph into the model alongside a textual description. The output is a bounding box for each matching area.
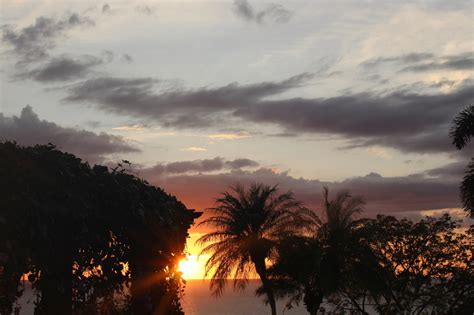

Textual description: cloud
[233,0,292,24]
[62,73,474,155]
[112,124,145,132]
[63,73,311,127]
[15,54,105,82]
[361,52,474,73]
[182,147,207,152]
[400,52,474,72]
[102,4,111,15]
[122,54,133,63]
[135,5,155,16]
[148,166,460,218]
[140,157,259,179]
[2,13,94,64]
[208,132,251,140]
[0,106,139,163]
[424,160,467,179]
[360,53,434,69]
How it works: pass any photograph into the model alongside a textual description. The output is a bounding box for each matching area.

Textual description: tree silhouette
[450,105,474,216]
[197,183,308,315]
[0,142,200,314]
[451,105,474,150]
[338,214,474,313]
[262,188,366,315]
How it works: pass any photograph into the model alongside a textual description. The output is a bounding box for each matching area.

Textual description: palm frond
[451,105,474,150]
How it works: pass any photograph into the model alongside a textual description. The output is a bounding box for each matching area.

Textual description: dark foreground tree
[451,105,474,216]
[262,188,367,315]
[336,214,474,314]
[0,142,200,314]
[197,183,309,315]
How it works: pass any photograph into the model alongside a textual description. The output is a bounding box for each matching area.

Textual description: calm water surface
[15,281,308,314]
[182,280,307,315]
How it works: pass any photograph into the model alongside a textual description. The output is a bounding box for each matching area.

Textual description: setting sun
[178,255,200,279]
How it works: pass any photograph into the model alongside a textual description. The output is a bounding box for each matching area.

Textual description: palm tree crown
[197,182,309,315]
[450,105,474,216]
[450,105,474,150]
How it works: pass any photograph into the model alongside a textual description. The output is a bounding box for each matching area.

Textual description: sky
[1,0,473,278]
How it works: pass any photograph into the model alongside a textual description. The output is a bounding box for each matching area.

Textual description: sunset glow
[178,255,201,280]
[1,0,474,313]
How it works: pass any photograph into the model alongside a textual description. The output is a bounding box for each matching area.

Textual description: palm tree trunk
[303,285,323,315]
[254,260,277,315]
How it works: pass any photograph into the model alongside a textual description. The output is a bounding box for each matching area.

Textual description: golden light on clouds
[207,133,251,140]
[182,147,207,152]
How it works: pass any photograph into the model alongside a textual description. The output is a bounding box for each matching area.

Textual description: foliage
[197,183,310,315]
[461,159,474,217]
[451,105,474,216]
[334,214,474,314]
[261,188,366,315]
[258,188,473,315]
[451,105,474,150]
[0,141,199,314]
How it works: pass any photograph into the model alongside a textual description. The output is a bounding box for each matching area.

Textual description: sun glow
[178,255,200,279]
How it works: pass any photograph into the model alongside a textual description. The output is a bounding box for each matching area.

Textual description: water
[182,280,307,315]
[14,280,308,315]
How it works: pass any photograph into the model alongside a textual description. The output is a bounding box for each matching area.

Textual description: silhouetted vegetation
[0,142,200,314]
[202,184,473,315]
[197,183,311,315]
[451,105,474,217]
[1,142,472,315]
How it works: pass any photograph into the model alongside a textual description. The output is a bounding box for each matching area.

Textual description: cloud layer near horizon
[144,164,461,221]
[0,106,138,163]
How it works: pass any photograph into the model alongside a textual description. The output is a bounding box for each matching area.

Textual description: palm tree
[319,187,365,294]
[451,105,474,216]
[197,182,308,315]
[451,105,474,150]
[263,188,365,315]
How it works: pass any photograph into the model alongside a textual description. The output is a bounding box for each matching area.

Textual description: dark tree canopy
[257,190,473,315]
[0,141,200,314]
[337,214,474,314]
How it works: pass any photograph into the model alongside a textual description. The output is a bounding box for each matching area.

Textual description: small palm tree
[451,105,474,217]
[197,182,308,315]
[320,187,365,293]
[262,188,365,315]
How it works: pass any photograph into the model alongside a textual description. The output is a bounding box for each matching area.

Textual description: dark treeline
[199,184,474,315]
[0,142,200,315]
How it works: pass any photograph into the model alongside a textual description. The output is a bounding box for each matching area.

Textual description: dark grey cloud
[63,73,312,127]
[0,106,139,163]
[361,53,434,69]
[62,73,474,155]
[102,4,111,14]
[2,13,94,64]
[139,157,259,180]
[361,52,473,73]
[424,161,467,179]
[233,0,292,24]
[150,166,460,216]
[16,54,105,82]
[122,54,133,63]
[400,53,474,72]
[237,85,474,154]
